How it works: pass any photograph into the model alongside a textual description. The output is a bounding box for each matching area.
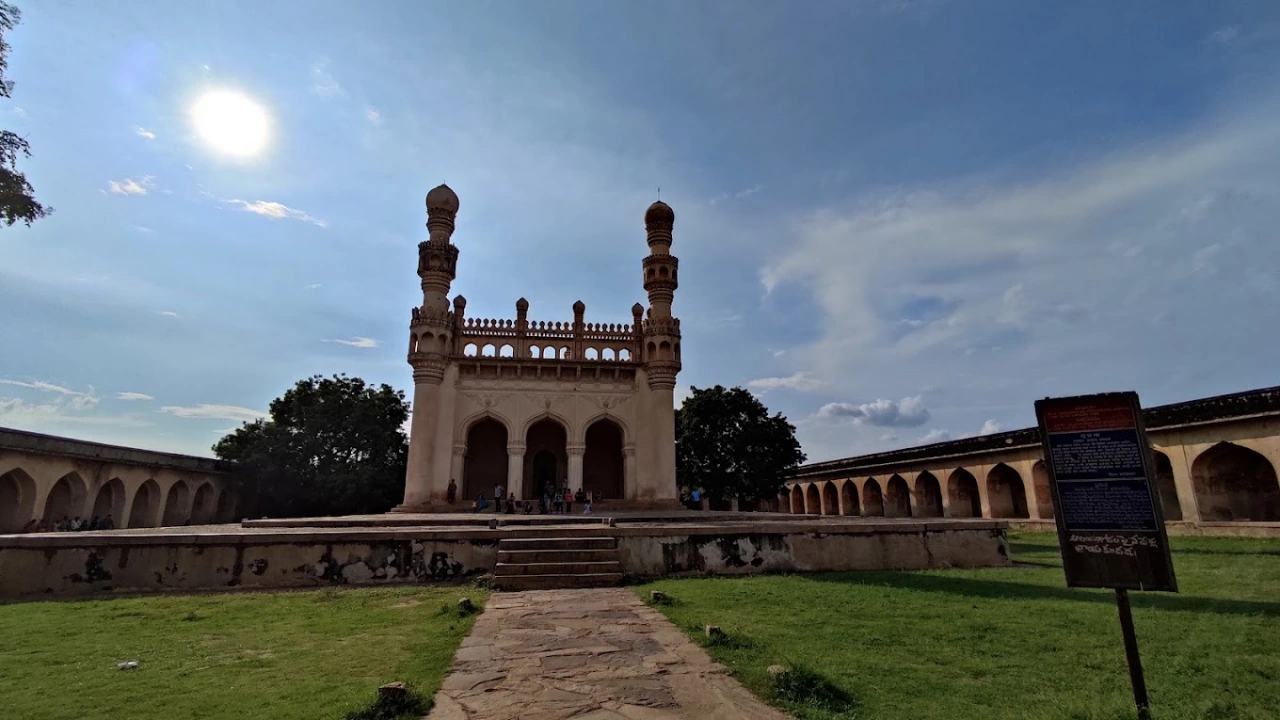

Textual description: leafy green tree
[0,3,50,227]
[214,375,409,518]
[675,385,806,505]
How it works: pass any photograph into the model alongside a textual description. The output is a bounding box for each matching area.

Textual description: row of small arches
[644,265,677,283]
[0,470,232,532]
[462,343,634,361]
[462,318,638,333]
[784,442,1280,523]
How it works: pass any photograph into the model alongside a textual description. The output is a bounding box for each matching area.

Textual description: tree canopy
[214,375,409,518]
[0,3,49,227]
[675,385,806,504]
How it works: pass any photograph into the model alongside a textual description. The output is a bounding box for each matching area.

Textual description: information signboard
[1034,392,1177,593]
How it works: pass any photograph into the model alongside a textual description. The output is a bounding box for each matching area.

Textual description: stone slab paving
[425,588,790,720]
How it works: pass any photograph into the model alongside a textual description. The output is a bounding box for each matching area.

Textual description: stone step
[493,572,624,591]
[495,561,622,577]
[497,549,619,564]
[498,536,617,551]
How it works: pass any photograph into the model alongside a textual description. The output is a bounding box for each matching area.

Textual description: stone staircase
[494,535,623,591]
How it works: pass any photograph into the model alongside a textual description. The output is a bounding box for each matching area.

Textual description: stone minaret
[641,200,681,500]
[400,184,460,510]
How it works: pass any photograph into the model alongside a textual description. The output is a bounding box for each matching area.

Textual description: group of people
[21,514,115,533]
[445,478,595,515]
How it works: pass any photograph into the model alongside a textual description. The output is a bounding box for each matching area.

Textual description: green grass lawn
[0,586,487,720]
[636,532,1280,720]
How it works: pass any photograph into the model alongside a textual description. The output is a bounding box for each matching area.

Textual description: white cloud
[918,428,952,444]
[312,60,344,97]
[107,176,156,196]
[812,395,930,427]
[133,225,154,234]
[116,392,154,401]
[159,404,267,422]
[0,398,148,428]
[11,106,25,117]
[308,283,322,289]
[747,371,824,393]
[136,127,156,140]
[1209,27,1239,44]
[978,419,1002,435]
[157,310,179,318]
[326,337,380,349]
[709,185,765,205]
[365,107,382,125]
[0,379,98,410]
[227,199,328,228]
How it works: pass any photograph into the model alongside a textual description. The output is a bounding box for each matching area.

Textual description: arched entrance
[583,418,625,501]
[0,468,37,532]
[524,418,568,498]
[190,483,217,524]
[1152,451,1182,521]
[463,418,508,503]
[1191,442,1280,521]
[863,479,884,516]
[821,482,839,515]
[840,479,860,516]
[986,464,1029,519]
[804,484,820,514]
[215,490,232,523]
[948,468,981,518]
[1031,461,1054,519]
[162,481,191,526]
[43,473,87,524]
[914,471,942,517]
[128,479,160,528]
[92,478,127,525]
[885,475,911,517]
[790,485,804,514]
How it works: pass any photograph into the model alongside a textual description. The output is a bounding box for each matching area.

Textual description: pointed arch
[1151,450,1182,521]
[947,468,981,518]
[1191,442,1280,521]
[914,471,943,517]
[190,483,217,524]
[92,478,127,525]
[583,417,625,500]
[215,489,233,523]
[804,483,821,514]
[862,479,884,516]
[1031,461,1054,519]
[464,417,508,503]
[840,479,860,516]
[524,415,569,498]
[576,412,632,445]
[986,463,1029,519]
[790,484,804,514]
[885,475,912,517]
[43,472,87,524]
[128,479,161,528]
[162,480,192,525]
[0,468,37,532]
[821,481,839,515]
[518,410,572,440]
[460,409,515,439]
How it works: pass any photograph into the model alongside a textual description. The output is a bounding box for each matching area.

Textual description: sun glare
[190,90,270,159]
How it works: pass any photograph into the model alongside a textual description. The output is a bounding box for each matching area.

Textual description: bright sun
[190,90,270,159]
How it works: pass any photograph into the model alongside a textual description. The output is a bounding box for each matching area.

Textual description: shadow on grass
[809,572,1280,618]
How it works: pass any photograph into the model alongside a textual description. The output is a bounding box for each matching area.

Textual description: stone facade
[784,386,1280,526]
[0,427,232,532]
[396,186,683,511]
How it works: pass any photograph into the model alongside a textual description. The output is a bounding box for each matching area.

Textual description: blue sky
[2,1,1279,461]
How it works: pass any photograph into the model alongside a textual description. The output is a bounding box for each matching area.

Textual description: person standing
[446,478,458,505]
[493,484,504,512]
[563,485,574,514]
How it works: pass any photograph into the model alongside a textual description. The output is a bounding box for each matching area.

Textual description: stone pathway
[425,588,789,720]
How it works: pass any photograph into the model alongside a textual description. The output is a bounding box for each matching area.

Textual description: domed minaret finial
[425,183,460,244]
[641,199,680,391]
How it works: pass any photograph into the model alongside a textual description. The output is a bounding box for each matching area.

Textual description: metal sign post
[1035,392,1177,720]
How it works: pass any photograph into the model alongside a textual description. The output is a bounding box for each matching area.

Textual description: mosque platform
[0,512,1010,601]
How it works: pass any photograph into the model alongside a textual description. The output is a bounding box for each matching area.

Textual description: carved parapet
[641,254,679,294]
[641,316,682,337]
[417,240,459,278]
[410,308,455,329]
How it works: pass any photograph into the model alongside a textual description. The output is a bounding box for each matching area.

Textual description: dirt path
[425,588,789,720]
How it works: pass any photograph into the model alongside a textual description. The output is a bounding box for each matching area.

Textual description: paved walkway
[425,588,789,720]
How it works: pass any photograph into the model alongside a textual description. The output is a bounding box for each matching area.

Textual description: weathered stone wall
[616,523,1010,576]
[0,521,1008,601]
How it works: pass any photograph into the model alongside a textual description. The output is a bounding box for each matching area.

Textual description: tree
[0,3,49,227]
[214,375,409,518]
[675,385,806,506]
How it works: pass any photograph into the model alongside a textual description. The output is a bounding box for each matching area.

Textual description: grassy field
[0,586,486,720]
[636,532,1280,720]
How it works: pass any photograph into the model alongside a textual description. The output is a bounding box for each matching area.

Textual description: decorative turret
[410,184,461,383]
[641,200,681,390]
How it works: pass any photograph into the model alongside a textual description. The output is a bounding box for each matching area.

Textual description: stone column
[567,443,586,493]
[449,444,466,493]
[507,442,526,500]
[399,365,446,510]
[623,444,637,500]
